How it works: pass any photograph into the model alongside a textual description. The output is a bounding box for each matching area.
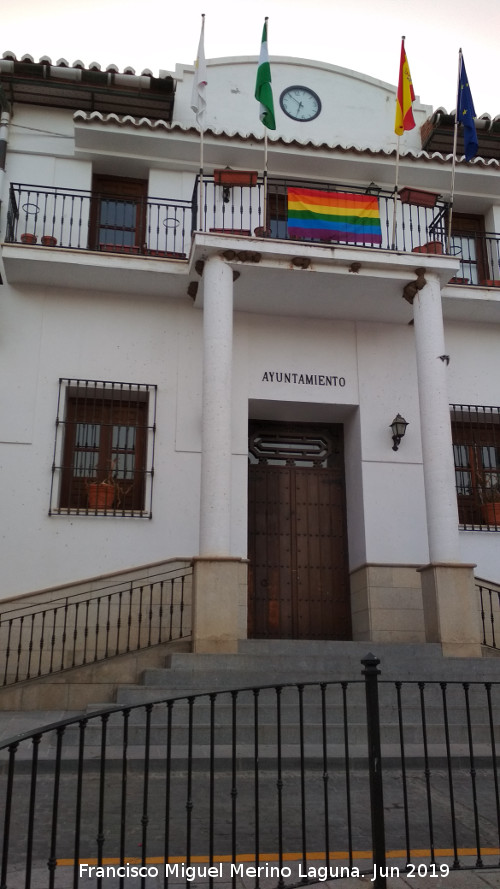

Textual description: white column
[412,271,461,563]
[199,254,233,556]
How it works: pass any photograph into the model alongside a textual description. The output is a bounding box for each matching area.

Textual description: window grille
[451,404,500,530]
[50,379,157,517]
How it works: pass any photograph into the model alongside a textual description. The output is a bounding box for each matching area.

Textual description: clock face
[279,86,322,122]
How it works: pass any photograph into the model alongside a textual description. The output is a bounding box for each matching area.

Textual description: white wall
[0,286,203,597]
[356,321,428,566]
[171,57,431,153]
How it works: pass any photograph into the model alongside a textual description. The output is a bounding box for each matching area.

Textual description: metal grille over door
[248,422,351,640]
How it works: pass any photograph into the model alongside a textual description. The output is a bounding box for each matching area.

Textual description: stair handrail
[476,577,500,650]
[0,562,192,688]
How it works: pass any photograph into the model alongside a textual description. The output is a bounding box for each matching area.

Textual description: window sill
[50,508,151,519]
[459,523,500,532]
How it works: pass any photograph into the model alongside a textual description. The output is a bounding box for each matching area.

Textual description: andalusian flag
[287,188,382,245]
[255,18,276,130]
[395,38,415,135]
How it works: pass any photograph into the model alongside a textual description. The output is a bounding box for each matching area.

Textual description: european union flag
[457,56,478,161]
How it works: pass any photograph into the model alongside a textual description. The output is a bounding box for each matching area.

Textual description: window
[89,176,147,253]
[451,404,500,529]
[448,214,487,285]
[50,379,157,516]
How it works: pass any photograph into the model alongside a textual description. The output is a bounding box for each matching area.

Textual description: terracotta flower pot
[213,169,258,187]
[20,232,37,245]
[87,483,115,510]
[399,187,439,208]
[481,502,500,525]
[41,235,57,247]
[412,241,443,255]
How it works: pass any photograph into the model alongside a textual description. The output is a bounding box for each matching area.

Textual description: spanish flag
[395,38,415,135]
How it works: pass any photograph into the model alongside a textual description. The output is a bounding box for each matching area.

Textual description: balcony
[3,178,500,318]
[5,183,192,257]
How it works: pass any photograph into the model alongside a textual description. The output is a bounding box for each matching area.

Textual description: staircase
[50,639,496,770]
[118,638,500,704]
[2,640,500,888]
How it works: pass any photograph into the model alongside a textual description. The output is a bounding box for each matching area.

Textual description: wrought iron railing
[8,178,500,283]
[0,564,192,688]
[447,231,500,286]
[1,655,500,889]
[5,183,192,257]
[478,580,500,650]
[194,175,451,255]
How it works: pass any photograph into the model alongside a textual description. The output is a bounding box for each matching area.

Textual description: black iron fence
[6,184,192,257]
[478,581,500,650]
[1,655,500,889]
[194,175,451,255]
[448,231,500,287]
[0,565,192,688]
[8,178,500,284]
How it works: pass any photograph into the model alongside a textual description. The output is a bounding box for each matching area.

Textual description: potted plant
[477,472,500,525]
[213,169,258,187]
[412,241,444,255]
[87,472,117,510]
[399,187,439,208]
[41,235,57,247]
[20,232,37,245]
[86,463,133,511]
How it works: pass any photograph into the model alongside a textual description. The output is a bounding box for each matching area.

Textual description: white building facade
[0,51,499,656]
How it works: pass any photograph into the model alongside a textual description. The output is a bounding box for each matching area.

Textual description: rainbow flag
[287,187,382,245]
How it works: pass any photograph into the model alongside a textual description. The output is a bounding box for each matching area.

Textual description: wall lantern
[390,414,408,451]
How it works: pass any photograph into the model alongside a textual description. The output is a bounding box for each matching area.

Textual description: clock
[279,86,322,122]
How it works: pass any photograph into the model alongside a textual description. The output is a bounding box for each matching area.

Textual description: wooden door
[248,422,351,639]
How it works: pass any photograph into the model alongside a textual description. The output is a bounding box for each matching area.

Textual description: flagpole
[198,13,205,231]
[447,48,462,252]
[191,13,207,231]
[199,123,204,231]
[263,128,268,231]
[262,17,269,231]
[255,16,275,233]
[391,137,400,249]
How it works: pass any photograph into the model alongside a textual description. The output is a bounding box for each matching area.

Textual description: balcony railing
[5,183,192,258]
[447,230,500,286]
[6,177,500,285]
[194,175,452,255]
[0,563,192,688]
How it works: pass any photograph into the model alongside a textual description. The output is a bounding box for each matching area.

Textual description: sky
[2,0,500,116]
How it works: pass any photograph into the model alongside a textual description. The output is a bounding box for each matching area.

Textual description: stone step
[237,640,446,659]
[157,642,500,684]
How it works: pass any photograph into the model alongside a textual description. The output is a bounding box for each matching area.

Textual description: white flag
[191,15,207,126]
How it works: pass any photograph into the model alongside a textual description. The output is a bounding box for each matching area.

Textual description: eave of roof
[74,110,500,169]
[0,52,175,121]
[422,108,500,162]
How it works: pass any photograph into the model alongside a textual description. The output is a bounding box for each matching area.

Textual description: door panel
[248,422,351,640]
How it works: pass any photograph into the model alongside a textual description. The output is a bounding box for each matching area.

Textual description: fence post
[362,653,387,889]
